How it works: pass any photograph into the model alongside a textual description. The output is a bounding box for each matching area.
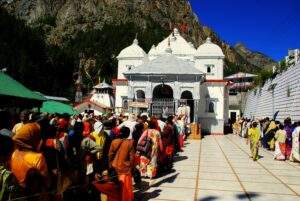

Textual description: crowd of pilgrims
[232,117,300,162]
[0,110,188,201]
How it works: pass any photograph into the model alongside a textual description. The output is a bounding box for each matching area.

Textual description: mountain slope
[1,0,276,97]
[234,43,276,69]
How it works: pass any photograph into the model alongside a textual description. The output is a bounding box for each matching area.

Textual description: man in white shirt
[118,113,137,139]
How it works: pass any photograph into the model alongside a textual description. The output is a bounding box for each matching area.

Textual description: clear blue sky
[189,0,300,61]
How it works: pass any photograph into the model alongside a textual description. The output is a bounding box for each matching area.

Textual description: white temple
[113,28,229,134]
[75,79,114,115]
[90,79,115,109]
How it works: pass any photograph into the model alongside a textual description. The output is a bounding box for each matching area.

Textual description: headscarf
[93,121,103,133]
[266,121,277,134]
[13,123,41,151]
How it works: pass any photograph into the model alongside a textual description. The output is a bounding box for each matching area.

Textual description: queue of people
[233,116,300,162]
[0,110,188,201]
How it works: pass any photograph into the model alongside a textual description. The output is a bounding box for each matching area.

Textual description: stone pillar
[145,82,152,99]
[127,84,134,99]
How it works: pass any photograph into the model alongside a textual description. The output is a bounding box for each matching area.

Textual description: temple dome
[195,37,224,58]
[155,28,196,56]
[117,39,147,59]
[148,45,158,56]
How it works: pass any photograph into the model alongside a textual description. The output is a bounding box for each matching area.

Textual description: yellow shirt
[91,131,106,147]
[11,149,48,187]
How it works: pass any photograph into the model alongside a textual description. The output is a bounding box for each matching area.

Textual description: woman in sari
[247,121,261,161]
[232,118,241,135]
[290,121,300,162]
[262,120,277,150]
[274,124,286,160]
[160,116,175,170]
[174,115,185,151]
[138,117,163,185]
[284,117,293,159]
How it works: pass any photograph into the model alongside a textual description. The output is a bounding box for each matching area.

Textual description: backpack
[136,131,153,157]
[0,167,16,201]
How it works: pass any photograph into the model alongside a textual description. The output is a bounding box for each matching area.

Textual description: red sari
[160,123,174,164]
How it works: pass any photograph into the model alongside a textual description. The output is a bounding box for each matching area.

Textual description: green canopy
[0,72,46,101]
[41,100,78,115]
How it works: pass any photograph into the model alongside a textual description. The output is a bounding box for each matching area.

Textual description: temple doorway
[180,90,194,122]
[151,84,174,118]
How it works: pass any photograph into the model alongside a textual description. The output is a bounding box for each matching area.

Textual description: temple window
[136,90,145,102]
[209,102,215,113]
[205,64,214,74]
[206,98,217,113]
[126,65,134,70]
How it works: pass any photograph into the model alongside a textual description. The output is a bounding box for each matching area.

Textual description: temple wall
[244,63,300,121]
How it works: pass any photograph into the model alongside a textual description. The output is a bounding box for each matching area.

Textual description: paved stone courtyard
[135,134,300,201]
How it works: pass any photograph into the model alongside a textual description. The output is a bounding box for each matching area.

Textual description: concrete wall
[244,63,300,121]
[115,85,128,109]
[198,83,225,134]
[90,93,114,108]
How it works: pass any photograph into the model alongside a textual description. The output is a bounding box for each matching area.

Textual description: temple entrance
[181,90,194,122]
[151,84,174,118]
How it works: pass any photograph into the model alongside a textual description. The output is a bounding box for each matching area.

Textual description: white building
[113,28,228,134]
[90,79,115,109]
[285,49,300,67]
[75,79,114,115]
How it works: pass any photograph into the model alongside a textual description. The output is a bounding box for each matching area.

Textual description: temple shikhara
[113,28,229,134]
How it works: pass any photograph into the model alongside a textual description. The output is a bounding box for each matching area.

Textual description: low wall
[244,63,300,121]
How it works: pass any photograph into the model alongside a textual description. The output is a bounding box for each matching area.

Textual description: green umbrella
[41,100,78,115]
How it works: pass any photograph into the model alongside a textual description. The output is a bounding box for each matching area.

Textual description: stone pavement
[135,134,300,201]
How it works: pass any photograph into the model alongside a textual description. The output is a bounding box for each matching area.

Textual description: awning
[0,72,46,101]
[41,100,78,115]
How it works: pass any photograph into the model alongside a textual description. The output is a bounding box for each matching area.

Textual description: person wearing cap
[247,121,261,161]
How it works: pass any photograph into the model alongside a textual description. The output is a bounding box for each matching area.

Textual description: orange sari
[119,174,134,201]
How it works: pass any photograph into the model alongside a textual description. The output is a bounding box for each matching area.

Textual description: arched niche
[153,84,173,99]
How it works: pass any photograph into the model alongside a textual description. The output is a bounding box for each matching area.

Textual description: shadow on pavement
[238,192,260,199]
[173,155,188,162]
[198,192,260,201]
[151,173,179,187]
[134,173,179,201]
[198,196,218,201]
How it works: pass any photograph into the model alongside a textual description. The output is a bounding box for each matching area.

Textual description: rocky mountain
[234,43,276,70]
[0,0,276,97]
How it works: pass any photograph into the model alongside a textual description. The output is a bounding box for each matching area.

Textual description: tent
[41,100,78,115]
[0,72,46,108]
[0,72,46,101]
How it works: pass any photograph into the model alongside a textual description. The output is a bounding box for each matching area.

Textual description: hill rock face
[2,0,275,74]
